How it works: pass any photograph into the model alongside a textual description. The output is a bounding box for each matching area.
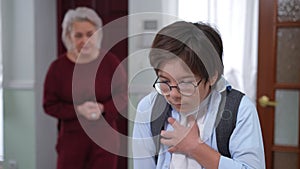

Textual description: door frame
[257,0,300,168]
[257,0,276,167]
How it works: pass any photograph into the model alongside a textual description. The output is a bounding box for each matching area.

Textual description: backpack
[150,87,244,163]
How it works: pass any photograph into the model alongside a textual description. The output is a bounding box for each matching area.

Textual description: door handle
[258,95,277,107]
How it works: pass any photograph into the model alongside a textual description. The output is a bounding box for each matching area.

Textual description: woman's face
[157,58,211,113]
[69,20,99,56]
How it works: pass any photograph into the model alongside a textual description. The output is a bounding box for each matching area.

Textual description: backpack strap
[150,88,244,163]
[216,88,244,158]
[150,94,172,163]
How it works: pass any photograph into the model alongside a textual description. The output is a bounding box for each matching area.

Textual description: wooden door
[257,0,300,168]
[57,1,128,169]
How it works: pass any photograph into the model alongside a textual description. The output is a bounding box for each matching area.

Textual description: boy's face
[157,58,211,113]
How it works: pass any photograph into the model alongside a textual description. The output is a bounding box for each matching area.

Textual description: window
[178,0,259,102]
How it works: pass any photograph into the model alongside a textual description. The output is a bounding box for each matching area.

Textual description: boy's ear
[209,72,218,86]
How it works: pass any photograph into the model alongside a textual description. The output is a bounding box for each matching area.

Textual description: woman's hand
[160,116,202,156]
[76,101,104,120]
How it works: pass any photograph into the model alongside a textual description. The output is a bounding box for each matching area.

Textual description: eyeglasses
[152,77,202,96]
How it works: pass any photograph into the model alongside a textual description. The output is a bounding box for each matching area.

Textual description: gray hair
[61,7,103,51]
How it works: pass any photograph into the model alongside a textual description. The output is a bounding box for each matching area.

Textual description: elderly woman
[43,7,127,169]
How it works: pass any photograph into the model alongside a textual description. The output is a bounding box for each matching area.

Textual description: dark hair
[149,21,223,83]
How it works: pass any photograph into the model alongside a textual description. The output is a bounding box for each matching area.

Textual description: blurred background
[0,0,299,169]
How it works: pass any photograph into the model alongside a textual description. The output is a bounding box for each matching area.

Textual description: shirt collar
[214,75,230,93]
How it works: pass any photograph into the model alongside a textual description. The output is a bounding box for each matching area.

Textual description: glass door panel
[274,90,299,146]
[278,0,300,22]
[276,28,300,84]
[274,152,298,169]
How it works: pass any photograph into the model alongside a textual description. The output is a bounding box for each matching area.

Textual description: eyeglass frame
[152,76,203,96]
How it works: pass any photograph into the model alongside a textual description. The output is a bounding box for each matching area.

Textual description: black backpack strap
[150,94,171,164]
[216,88,244,158]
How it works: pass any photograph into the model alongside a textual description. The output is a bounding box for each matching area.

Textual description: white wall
[34,0,57,168]
[0,0,3,161]
[128,0,179,104]
[2,0,36,168]
[128,0,178,168]
[1,0,57,168]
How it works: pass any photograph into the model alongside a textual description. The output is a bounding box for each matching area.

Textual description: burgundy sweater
[43,51,127,132]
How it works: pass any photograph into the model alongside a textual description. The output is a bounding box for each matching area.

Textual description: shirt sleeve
[43,61,78,120]
[218,96,266,169]
[132,92,157,169]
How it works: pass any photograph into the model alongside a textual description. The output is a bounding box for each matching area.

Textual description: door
[56,1,128,169]
[257,0,300,168]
